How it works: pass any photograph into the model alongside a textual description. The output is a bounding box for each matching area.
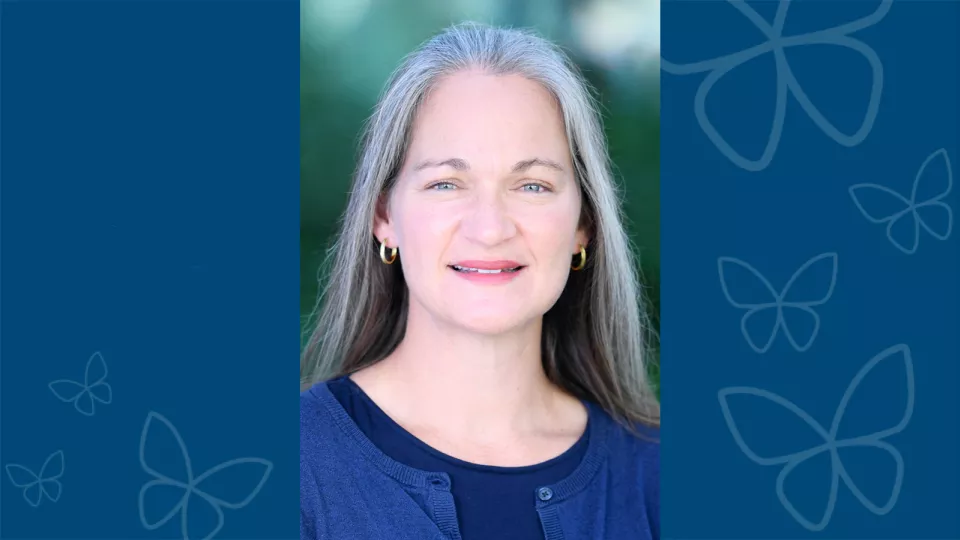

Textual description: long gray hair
[301,21,660,431]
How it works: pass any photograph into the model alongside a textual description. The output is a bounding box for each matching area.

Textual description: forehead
[405,70,570,166]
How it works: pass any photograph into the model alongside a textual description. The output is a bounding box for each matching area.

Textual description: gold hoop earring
[571,244,587,271]
[379,238,398,265]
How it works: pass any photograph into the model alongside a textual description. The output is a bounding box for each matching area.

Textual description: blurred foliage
[300,0,660,377]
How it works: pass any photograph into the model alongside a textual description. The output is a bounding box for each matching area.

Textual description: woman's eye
[521,183,550,193]
[429,181,457,191]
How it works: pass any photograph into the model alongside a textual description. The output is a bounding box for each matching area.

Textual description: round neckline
[337,375,591,475]
[310,377,612,500]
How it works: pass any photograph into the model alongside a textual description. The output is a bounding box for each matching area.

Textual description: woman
[300,21,660,540]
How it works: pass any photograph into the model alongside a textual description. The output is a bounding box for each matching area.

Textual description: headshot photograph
[299,2,660,538]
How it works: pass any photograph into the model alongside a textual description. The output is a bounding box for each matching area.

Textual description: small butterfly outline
[718,343,914,531]
[4,450,65,507]
[661,0,892,171]
[850,148,953,255]
[48,351,113,416]
[718,252,838,353]
[138,411,273,540]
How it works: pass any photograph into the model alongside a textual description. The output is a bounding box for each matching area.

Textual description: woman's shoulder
[300,380,345,461]
[604,417,659,509]
[612,420,659,460]
[300,380,327,413]
[593,406,660,473]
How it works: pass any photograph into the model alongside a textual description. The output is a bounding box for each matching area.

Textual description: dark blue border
[1,1,299,538]
[661,1,958,538]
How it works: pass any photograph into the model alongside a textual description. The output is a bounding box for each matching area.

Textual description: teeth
[452,265,521,273]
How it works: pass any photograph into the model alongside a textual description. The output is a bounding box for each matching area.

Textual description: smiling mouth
[449,264,525,274]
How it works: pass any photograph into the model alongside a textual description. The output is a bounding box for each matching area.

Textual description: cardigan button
[537,487,554,501]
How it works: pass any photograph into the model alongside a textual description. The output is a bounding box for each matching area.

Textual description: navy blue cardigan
[300,381,660,540]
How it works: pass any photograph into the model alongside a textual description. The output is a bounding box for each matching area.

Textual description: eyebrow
[412,157,566,174]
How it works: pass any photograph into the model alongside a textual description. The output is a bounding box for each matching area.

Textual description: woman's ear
[373,192,395,246]
[574,229,589,253]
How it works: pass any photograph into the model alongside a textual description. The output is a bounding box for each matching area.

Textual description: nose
[459,188,518,246]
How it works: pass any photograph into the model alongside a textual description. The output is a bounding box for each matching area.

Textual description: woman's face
[375,69,587,335]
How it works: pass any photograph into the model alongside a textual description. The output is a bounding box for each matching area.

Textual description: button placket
[425,473,461,539]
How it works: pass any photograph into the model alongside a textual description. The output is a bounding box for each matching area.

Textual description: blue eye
[428,181,457,191]
[521,183,550,193]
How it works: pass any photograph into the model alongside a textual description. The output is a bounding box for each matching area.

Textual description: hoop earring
[379,238,398,265]
[571,244,587,271]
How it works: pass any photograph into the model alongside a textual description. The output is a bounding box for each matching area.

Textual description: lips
[448,260,525,274]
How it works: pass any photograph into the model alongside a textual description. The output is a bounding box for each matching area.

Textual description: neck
[367,302,569,441]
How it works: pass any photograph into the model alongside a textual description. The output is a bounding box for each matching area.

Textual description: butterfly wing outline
[718,387,837,530]
[850,149,953,254]
[848,183,916,253]
[139,411,272,540]
[48,378,88,408]
[5,463,42,507]
[662,0,892,172]
[84,351,113,407]
[192,458,273,510]
[778,253,838,352]
[139,411,200,537]
[829,344,914,516]
[774,445,841,531]
[719,344,914,531]
[664,0,784,172]
[38,450,65,503]
[4,450,64,507]
[48,351,112,416]
[912,149,953,242]
[719,253,836,353]
[718,257,782,353]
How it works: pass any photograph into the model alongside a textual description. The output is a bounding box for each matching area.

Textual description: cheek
[395,201,458,265]
[522,204,581,257]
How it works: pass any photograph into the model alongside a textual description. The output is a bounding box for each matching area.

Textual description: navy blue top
[327,375,589,540]
[301,378,660,540]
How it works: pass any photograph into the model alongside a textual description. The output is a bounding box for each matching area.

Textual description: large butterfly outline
[718,252,838,353]
[718,343,914,531]
[849,148,953,255]
[138,411,273,540]
[661,0,892,171]
[48,351,113,416]
[4,450,65,508]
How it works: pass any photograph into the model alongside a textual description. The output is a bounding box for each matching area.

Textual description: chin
[447,310,532,336]
[409,285,555,336]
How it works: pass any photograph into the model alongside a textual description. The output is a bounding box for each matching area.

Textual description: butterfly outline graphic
[4,450,65,508]
[718,252,838,353]
[849,148,953,254]
[138,411,273,540]
[661,0,892,172]
[48,351,113,416]
[718,343,914,531]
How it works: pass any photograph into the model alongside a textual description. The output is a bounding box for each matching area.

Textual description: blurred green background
[300,0,660,389]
